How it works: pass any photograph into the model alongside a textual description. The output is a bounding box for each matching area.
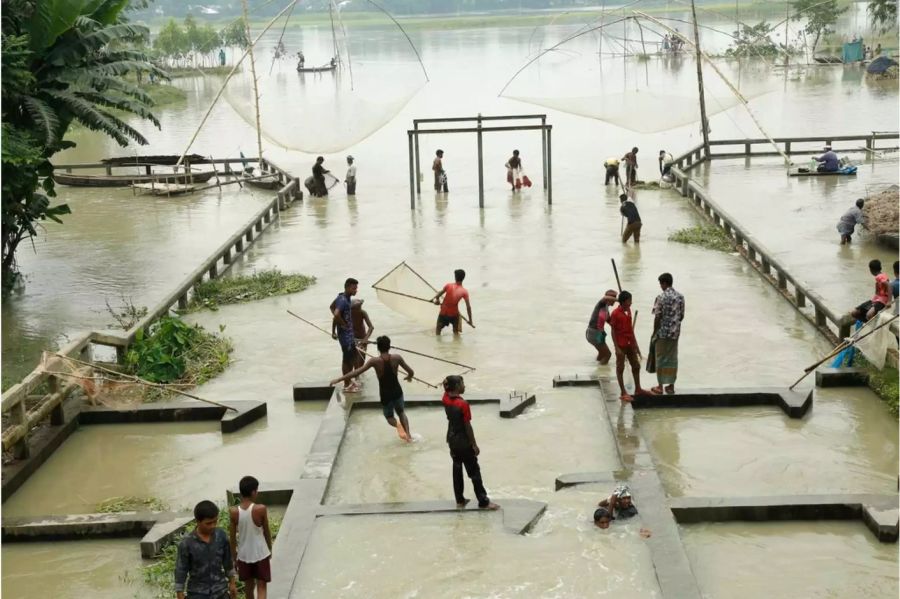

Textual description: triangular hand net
[372,262,441,325]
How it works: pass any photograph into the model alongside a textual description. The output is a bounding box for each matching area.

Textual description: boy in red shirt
[850,259,891,322]
[441,375,498,510]
[432,269,475,335]
[609,290,648,402]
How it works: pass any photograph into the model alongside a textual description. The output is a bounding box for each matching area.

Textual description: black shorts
[437,314,459,329]
[855,300,886,317]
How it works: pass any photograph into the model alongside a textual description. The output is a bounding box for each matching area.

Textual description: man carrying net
[432,269,474,336]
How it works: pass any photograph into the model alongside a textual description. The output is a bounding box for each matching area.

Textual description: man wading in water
[432,269,475,335]
[332,278,360,393]
[330,335,415,442]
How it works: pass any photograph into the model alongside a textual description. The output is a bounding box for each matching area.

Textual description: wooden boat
[297,62,337,73]
[53,170,216,187]
[243,175,283,190]
[101,154,207,166]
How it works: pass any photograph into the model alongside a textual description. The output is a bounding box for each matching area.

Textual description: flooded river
[2,15,897,599]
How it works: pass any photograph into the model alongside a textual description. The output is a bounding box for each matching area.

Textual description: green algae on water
[184,269,316,313]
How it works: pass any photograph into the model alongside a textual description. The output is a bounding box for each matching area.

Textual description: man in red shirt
[851,259,891,322]
[609,290,648,401]
[432,269,475,335]
[441,375,498,510]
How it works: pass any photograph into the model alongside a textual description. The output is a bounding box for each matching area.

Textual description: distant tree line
[152,16,248,67]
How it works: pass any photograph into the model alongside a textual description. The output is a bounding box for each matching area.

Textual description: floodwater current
[1,16,898,599]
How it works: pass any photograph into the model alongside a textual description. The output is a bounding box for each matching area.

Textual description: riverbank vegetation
[854,354,900,415]
[97,496,169,513]
[1,0,162,292]
[184,269,316,312]
[124,316,232,400]
[668,225,735,252]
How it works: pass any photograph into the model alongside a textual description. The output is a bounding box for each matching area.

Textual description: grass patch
[668,225,734,252]
[164,66,237,78]
[854,354,899,416]
[97,496,169,513]
[125,316,233,402]
[140,506,281,598]
[145,83,187,106]
[184,269,316,313]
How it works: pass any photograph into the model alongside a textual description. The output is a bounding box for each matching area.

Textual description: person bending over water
[586,289,618,363]
[330,335,414,442]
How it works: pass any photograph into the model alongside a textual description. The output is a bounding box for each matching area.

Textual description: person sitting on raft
[814,146,840,172]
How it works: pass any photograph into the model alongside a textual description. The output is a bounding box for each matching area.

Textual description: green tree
[725,22,782,58]
[1,0,163,288]
[791,0,848,54]
[154,18,188,66]
[221,17,249,65]
[868,0,898,33]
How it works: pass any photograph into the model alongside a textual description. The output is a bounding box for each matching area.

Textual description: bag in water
[522,174,532,187]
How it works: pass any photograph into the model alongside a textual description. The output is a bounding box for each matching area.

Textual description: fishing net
[372,262,441,325]
[223,21,427,154]
[39,352,148,408]
[856,313,895,369]
[501,20,775,134]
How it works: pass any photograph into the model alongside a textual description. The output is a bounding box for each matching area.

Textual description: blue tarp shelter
[867,55,899,74]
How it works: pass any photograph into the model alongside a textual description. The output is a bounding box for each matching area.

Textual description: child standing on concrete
[175,500,238,599]
[442,375,499,510]
[229,476,273,599]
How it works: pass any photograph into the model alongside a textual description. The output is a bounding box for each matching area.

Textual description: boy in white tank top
[229,476,273,599]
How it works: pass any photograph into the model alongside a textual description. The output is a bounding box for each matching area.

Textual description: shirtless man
[330,335,414,441]
[432,269,475,335]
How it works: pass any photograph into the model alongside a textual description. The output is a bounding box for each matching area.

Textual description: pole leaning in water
[241,0,264,164]
[690,0,711,158]
[788,314,898,390]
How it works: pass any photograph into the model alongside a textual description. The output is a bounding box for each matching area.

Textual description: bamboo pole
[50,353,238,411]
[242,0,264,164]
[177,1,299,167]
[375,343,476,370]
[611,258,622,292]
[689,0,710,158]
[788,315,898,390]
[286,310,440,389]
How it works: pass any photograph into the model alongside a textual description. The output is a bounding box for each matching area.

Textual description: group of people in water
[327,271,497,510]
[304,155,356,197]
[431,148,534,193]
[586,273,686,401]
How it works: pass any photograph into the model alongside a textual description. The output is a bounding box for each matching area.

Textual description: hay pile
[864,185,899,236]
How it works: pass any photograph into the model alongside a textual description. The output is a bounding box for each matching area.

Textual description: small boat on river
[297,62,337,73]
[53,170,217,187]
[242,175,283,190]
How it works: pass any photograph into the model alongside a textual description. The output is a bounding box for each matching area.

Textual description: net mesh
[372,262,441,325]
[502,28,776,134]
[40,352,149,408]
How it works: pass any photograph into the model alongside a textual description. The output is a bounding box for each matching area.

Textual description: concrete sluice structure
[5,176,898,597]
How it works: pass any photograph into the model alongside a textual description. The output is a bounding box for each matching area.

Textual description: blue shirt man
[332,277,359,392]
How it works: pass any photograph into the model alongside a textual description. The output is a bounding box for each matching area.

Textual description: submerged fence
[2,159,299,461]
